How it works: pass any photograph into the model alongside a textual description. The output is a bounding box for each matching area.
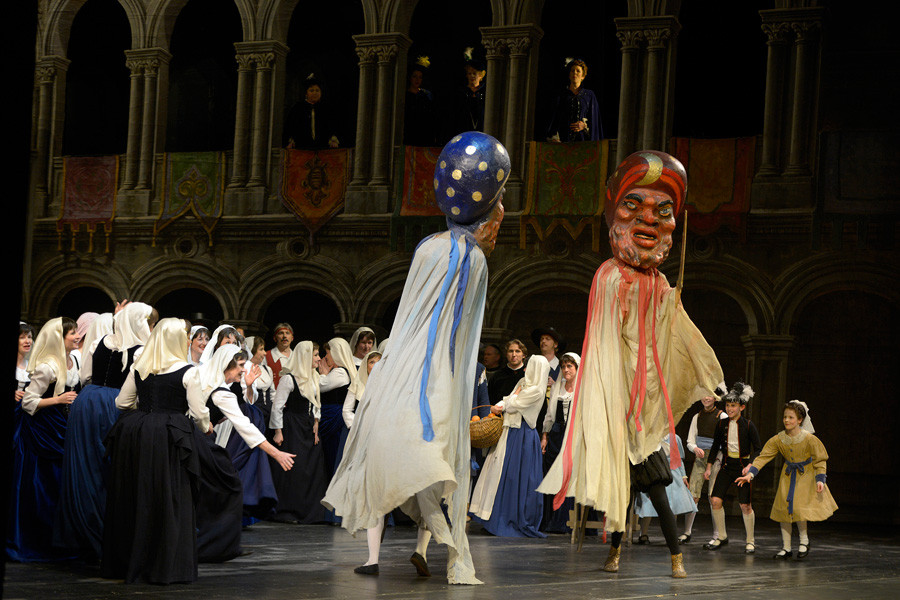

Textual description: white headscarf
[198,344,243,400]
[280,340,320,408]
[509,354,551,407]
[548,351,580,399]
[75,312,99,345]
[376,337,389,354]
[199,324,237,364]
[352,350,382,401]
[27,317,70,396]
[133,318,189,379]
[79,312,114,380]
[788,399,815,434]
[113,302,153,369]
[328,337,360,394]
[348,326,377,358]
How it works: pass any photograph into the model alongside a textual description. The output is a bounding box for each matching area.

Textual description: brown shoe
[671,553,687,578]
[603,546,621,572]
[410,552,431,577]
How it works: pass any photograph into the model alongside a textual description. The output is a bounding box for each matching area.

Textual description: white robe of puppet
[537,258,723,532]
[322,229,485,585]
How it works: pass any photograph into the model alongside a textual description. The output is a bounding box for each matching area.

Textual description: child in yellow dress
[735,400,837,559]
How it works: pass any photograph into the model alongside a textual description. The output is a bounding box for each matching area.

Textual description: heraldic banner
[59,155,118,252]
[391,146,446,250]
[522,140,610,250]
[156,151,225,246]
[279,148,351,236]
[670,137,755,237]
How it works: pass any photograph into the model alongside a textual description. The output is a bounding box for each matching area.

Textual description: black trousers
[610,483,680,555]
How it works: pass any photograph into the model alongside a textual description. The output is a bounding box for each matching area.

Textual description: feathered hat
[724,381,755,405]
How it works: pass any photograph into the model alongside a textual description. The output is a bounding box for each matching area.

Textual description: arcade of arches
[22,0,900,521]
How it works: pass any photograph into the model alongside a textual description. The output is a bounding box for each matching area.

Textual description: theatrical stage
[4,517,898,599]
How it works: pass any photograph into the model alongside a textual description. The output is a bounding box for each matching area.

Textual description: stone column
[122,55,145,189]
[741,334,794,434]
[614,29,643,165]
[784,18,822,176]
[132,48,171,190]
[480,35,507,139]
[350,45,376,186]
[248,51,275,187]
[502,36,531,183]
[642,26,672,151]
[32,56,69,199]
[370,43,400,186]
[229,52,254,187]
[757,22,790,176]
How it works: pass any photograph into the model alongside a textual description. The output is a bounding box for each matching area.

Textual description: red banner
[398,146,444,217]
[58,155,118,252]
[279,148,350,235]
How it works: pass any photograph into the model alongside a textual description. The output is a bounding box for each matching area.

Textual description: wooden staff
[675,210,688,304]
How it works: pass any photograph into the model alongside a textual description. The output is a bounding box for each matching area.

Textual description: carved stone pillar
[785,18,822,176]
[122,56,145,189]
[32,56,69,200]
[758,22,790,176]
[480,35,507,139]
[350,46,376,186]
[741,334,794,435]
[248,51,276,187]
[129,48,171,191]
[503,36,531,183]
[370,43,399,186]
[615,16,680,161]
[642,26,673,151]
[614,29,643,165]
[345,32,410,214]
[229,52,254,187]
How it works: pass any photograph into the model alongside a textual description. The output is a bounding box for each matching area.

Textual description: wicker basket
[469,408,503,448]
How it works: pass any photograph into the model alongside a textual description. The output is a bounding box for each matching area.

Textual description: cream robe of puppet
[322,228,486,585]
[538,259,723,531]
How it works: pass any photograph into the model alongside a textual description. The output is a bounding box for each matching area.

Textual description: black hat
[463,46,486,72]
[724,381,755,405]
[409,55,431,75]
[531,327,566,355]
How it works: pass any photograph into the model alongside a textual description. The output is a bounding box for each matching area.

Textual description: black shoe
[354,564,379,575]
[410,552,431,577]
[797,543,809,559]
[704,537,728,550]
[678,534,691,545]
[773,549,792,559]
[638,535,650,545]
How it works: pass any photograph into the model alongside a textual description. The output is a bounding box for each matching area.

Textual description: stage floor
[4,517,899,599]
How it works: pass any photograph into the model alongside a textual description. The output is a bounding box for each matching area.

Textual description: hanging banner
[279,148,350,236]
[156,151,225,246]
[391,146,446,250]
[521,140,610,250]
[671,137,755,237]
[58,155,118,252]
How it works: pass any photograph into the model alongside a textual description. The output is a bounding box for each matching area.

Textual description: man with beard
[266,324,293,389]
[538,151,723,578]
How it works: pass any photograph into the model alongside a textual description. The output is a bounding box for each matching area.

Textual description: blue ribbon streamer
[418,231,461,442]
[784,458,813,515]
[448,236,473,375]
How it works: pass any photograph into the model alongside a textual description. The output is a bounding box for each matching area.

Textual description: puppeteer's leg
[354,516,384,575]
[646,482,686,578]
[410,527,432,577]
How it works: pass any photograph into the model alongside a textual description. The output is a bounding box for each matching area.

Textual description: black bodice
[320,367,349,406]
[135,365,193,414]
[92,337,139,389]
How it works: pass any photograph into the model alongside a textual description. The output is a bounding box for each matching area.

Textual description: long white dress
[322,228,486,585]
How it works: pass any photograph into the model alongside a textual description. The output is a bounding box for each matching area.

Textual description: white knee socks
[780,521,793,551]
[711,507,727,541]
[684,510,696,535]
[797,520,809,546]
[365,516,384,566]
[742,510,755,544]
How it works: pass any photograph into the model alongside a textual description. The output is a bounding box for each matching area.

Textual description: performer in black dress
[270,341,327,523]
[102,318,209,584]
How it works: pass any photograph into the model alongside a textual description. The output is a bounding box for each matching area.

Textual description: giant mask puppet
[539,150,723,540]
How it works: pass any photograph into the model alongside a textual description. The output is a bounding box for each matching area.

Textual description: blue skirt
[224,402,277,521]
[7,403,76,562]
[318,404,347,524]
[635,463,697,517]
[472,424,547,538]
[54,384,120,558]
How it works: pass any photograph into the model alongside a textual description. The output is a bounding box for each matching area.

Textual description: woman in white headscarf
[540,352,581,532]
[198,324,238,365]
[102,318,209,584]
[194,344,294,560]
[269,341,327,523]
[188,325,210,366]
[55,309,137,559]
[348,326,377,368]
[318,337,358,479]
[470,355,550,538]
[8,317,80,562]
[342,350,382,430]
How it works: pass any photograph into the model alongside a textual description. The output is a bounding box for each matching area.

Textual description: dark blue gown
[319,368,349,523]
[7,367,80,562]
[547,87,602,142]
[55,339,136,558]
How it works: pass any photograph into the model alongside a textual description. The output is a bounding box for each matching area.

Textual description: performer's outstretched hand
[735,474,751,487]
